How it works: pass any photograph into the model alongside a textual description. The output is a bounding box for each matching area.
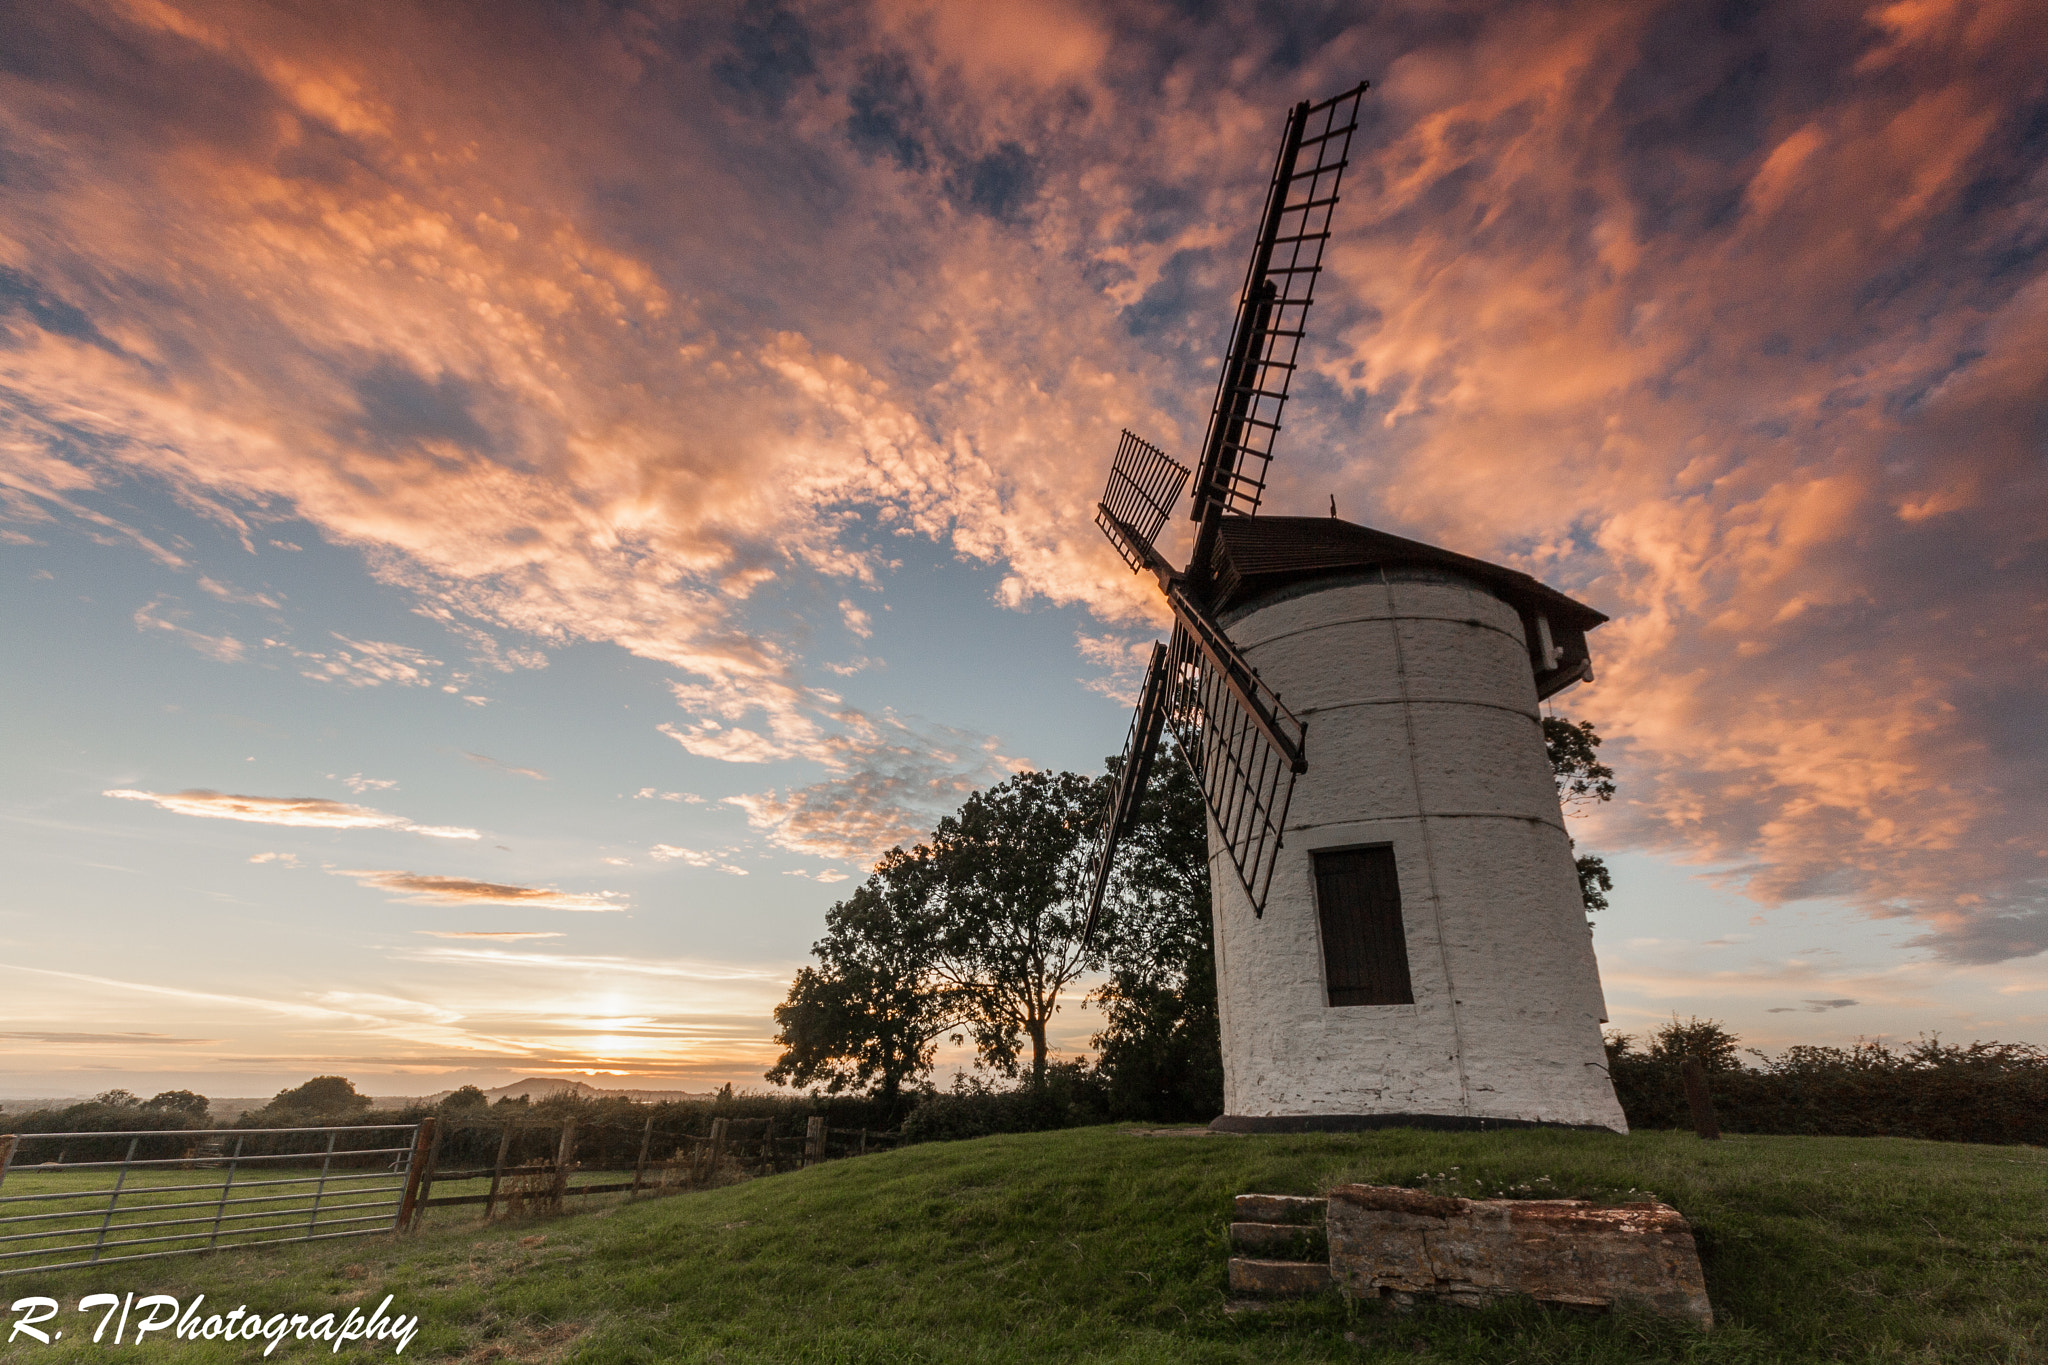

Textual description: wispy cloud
[460,751,548,781]
[415,930,565,940]
[197,576,282,610]
[0,963,373,1024]
[403,947,784,982]
[412,604,548,672]
[331,773,399,794]
[0,1031,216,1045]
[838,599,874,639]
[724,718,1027,863]
[336,870,625,911]
[106,789,479,839]
[1074,631,1151,706]
[1766,998,1862,1014]
[133,600,243,663]
[267,634,441,688]
[649,845,749,876]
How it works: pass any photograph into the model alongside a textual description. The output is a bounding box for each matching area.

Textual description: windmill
[1082,83,1628,1133]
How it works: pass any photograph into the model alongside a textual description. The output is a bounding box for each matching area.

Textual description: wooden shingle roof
[1208,517,1608,699]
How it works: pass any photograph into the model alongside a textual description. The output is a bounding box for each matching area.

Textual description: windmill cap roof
[1212,516,1609,632]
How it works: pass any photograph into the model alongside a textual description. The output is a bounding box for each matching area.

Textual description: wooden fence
[407,1114,901,1227]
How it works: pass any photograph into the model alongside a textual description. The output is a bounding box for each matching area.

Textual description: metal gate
[0,1123,430,1276]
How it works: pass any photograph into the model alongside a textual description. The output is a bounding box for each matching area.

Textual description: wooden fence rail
[406,1116,902,1228]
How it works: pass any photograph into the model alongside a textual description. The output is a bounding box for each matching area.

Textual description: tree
[929,769,1102,1085]
[765,763,1202,1101]
[1087,744,1224,1122]
[1575,853,1614,913]
[766,846,963,1100]
[1544,716,1616,811]
[267,1075,369,1114]
[1645,1016,1741,1073]
[142,1089,209,1118]
[438,1085,489,1113]
[1545,714,1617,913]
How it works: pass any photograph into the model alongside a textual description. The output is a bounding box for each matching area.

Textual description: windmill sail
[1081,81,1361,941]
[1164,589,1306,918]
[1096,431,1188,578]
[1189,82,1368,534]
[1080,641,1172,943]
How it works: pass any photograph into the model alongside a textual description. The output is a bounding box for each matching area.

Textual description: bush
[2,1092,212,1163]
[901,1063,1110,1143]
[1608,1022,2048,1145]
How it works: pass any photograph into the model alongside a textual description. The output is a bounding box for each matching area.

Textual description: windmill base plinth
[1210,1113,1619,1135]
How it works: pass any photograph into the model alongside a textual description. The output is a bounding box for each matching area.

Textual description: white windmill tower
[1083,83,1626,1134]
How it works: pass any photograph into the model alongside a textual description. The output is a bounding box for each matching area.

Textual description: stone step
[1230,1221,1328,1256]
[1233,1193,1327,1225]
[1227,1257,1332,1297]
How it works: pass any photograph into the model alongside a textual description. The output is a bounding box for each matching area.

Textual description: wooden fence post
[550,1121,577,1209]
[396,1118,436,1232]
[708,1117,728,1184]
[857,1128,867,1157]
[483,1124,513,1219]
[761,1119,776,1174]
[0,1134,17,1193]
[632,1117,654,1195]
[1680,1059,1723,1141]
[415,1119,445,1229]
[804,1116,826,1167]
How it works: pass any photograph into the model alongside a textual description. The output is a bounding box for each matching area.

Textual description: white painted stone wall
[1210,569,1627,1131]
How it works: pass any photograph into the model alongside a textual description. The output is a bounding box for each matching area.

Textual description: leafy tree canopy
[766,846,960,1100]
[928,769,1102,1084]
[1086,744,1222,1123]
[1544,716,1616,811]
[268,1075,369,1113]
[1546,713,1618,914]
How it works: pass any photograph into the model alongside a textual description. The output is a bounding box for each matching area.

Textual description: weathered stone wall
[1326,1184,1712,1327]
[1210,570,1626,1131]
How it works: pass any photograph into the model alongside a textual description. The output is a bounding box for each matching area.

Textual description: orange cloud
[5,0,2043,963]
[337,869,625,912]
[106,788,479,839]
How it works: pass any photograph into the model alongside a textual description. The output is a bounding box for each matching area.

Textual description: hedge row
[1609,1031,2048,1146]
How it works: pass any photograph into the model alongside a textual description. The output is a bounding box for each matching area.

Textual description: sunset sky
[3,0,2043,1100]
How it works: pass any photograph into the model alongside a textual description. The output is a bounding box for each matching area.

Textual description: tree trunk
[1027,1017,1049,1086]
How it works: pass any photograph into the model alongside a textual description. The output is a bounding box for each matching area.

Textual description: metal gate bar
[0,1124,419,1277]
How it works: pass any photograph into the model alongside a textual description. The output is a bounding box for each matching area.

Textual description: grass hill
[18,1125,2047,1363]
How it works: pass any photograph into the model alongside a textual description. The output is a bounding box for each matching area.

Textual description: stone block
[1326,1184,1712,1328]
[1230,1221,1328,1258]
[1233,1193,1327,1224]
[1227,1257,1332,1296]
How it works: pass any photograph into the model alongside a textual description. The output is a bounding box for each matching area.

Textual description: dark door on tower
[1313,845,1414,1006]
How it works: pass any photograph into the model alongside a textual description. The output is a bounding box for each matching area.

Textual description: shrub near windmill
[1083,81,1626,1134]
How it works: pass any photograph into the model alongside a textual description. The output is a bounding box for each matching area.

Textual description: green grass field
[6,1125,2045,1363]
[0,1164,415,1271]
